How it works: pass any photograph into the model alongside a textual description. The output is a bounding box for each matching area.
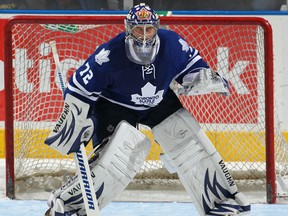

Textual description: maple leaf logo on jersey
[95,48,110,65]
[131,82,164,106]
[179,38,189,52]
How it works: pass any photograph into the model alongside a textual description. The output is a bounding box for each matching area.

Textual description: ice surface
[1,159,288,216]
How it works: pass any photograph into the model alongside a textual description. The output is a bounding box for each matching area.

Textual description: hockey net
[4,16,288,203]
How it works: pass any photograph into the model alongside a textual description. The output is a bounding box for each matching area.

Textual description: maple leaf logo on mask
[131,82,164,106]
[95,48,110,65]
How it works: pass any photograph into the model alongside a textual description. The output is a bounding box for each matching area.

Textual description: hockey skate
[44,208,79,216]
[45,192,80,216]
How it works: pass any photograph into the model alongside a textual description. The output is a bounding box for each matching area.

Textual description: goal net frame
[4,15,277,202]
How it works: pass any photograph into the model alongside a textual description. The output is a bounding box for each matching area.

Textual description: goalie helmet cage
[4,15,285,204]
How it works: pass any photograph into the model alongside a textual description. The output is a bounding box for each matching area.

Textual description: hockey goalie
[44,3,251,216]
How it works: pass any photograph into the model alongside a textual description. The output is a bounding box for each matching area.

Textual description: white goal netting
[4,16,288,202]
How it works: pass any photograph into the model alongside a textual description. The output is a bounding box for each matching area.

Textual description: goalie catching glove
[45,94,94,155]
[178,68,230,96]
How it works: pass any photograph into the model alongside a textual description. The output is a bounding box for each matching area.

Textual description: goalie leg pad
[152,108,250,216]
[47,121,151,215]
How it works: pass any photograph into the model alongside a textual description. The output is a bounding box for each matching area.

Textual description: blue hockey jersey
[65,28,208,112]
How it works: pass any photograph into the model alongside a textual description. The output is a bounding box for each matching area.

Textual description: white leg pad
[153,108,250,216]
[48,121,151,215]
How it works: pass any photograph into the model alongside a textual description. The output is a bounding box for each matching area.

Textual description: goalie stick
[49,41,100,216]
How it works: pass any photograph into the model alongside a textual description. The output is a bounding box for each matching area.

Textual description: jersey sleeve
[172,35,209,85]
[64,45,112,105]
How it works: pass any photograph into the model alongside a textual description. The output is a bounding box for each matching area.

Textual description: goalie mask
[125,3,160,65]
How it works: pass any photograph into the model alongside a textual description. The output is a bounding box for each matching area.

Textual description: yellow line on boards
[0,129,288,162]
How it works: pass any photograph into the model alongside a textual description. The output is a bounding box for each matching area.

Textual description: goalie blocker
[45,94,95,155]
[153,108,251,216]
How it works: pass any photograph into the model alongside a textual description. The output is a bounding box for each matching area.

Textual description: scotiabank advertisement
[0,18,260,125]
[0,14,279,163]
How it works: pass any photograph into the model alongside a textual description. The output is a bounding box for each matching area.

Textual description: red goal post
[4,15,285,203]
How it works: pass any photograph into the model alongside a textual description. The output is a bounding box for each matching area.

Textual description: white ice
[1,159,288,216]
